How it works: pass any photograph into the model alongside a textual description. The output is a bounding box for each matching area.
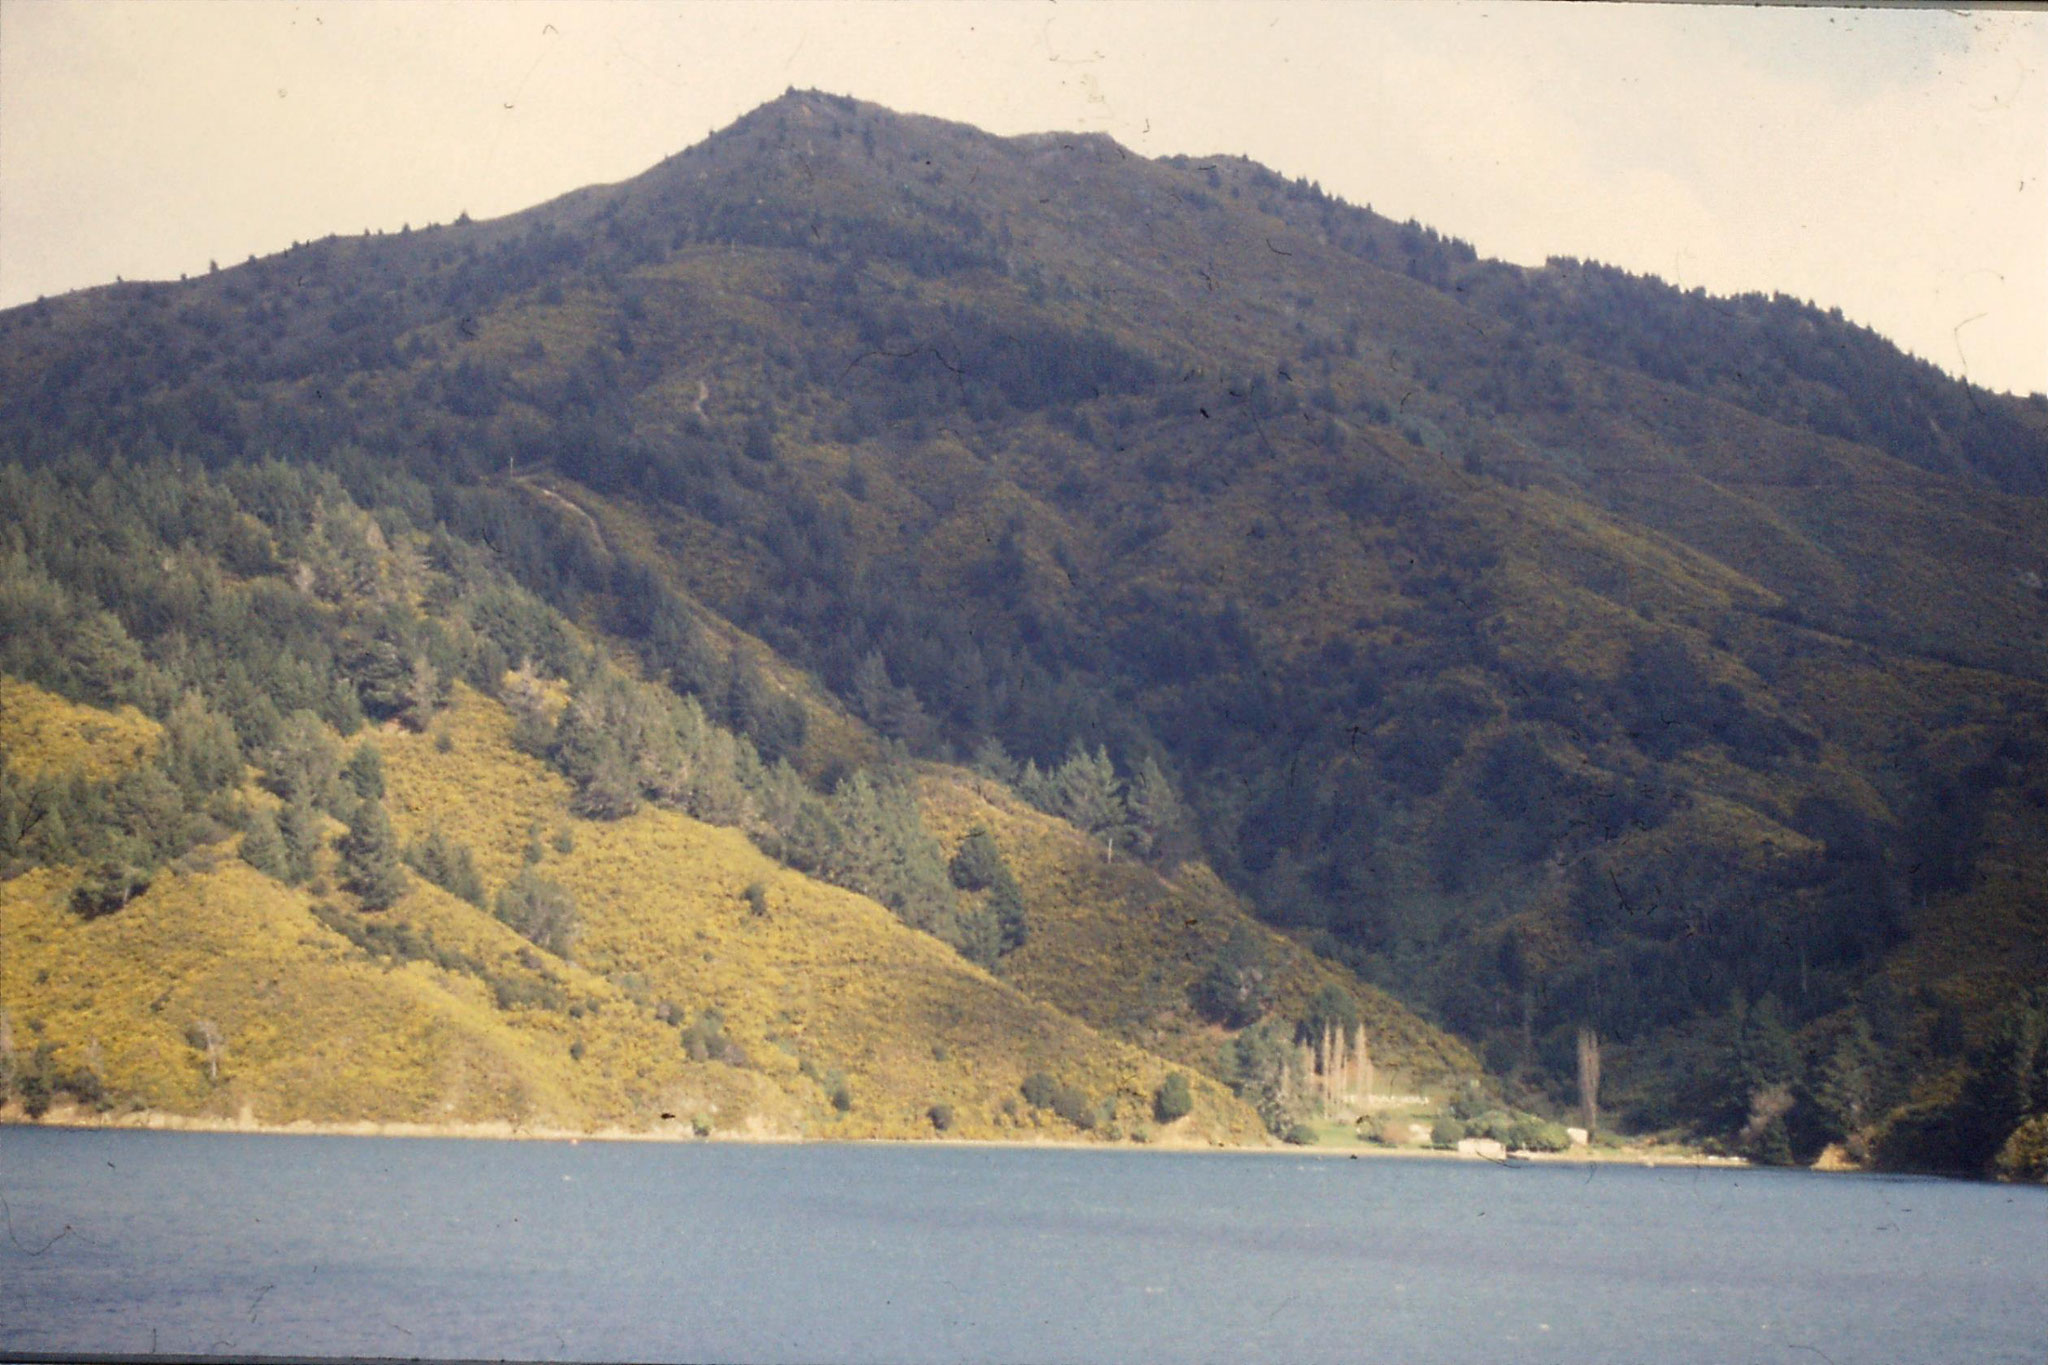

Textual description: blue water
[2,1128,2043,1363]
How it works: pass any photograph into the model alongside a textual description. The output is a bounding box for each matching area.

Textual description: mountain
[2,91,2045,1175]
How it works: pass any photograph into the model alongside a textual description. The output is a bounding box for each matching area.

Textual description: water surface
[2,1128,2043,1363]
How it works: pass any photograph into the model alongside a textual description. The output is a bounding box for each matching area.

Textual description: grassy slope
[0,676,159,780]
[917,767,1478,1087]
[2,675,1271,1142]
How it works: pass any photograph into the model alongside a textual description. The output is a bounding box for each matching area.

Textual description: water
[2,1128,2043,1364]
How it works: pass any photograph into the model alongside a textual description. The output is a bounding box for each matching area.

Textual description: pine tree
[553,678,644,819]
[162,691,242,796]
[339,798,407,910]
[989,867,1028,954]
[969,735,1020,786]
[948,826,1007,891]
[1817,1013,1881,1140]
[1743,995,1801,1097]
[0,796,21,862]
[1055,744,1126,854]
[239,807,290,881]
[570,738,640,820]
[953,901,1003,969]
[400,655,440,732]
[343,741,385,802]
[1576,1026,1603,1136]
[1015,758,1057,812]
[1953,996,2046,1170]
[265,709,341,811]
[1195,925,1276,1027]
[851,650,894,726]
[34,807,73,863]
[1126,755,1192,866]
[828,770,891,894]
[404,825,486,906]
[112,764,192,863]
[277,796,322,885]
[495,870,577,957]
[1223,1020,1303,1134]
[502,660,555,756]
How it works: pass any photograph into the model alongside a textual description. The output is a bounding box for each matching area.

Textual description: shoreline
[1,1105,1749,1168]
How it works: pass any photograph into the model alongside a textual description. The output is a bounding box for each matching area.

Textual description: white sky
[2,2,2042,395]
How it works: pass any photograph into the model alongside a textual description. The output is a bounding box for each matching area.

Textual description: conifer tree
[404,825,486,906]
[969,735,1020,786]
[265,710,341,811]
[1055,744,1127,854]
[851,650,894,727]
[502,660,555,756]
[571,738,640,820]
[1015,758,1057,812]
[1127,755,1193,866]
[495,869,577,957]
[340,798,407,910]
[277,796,321,886]
[34,807,72,864]
[1953,995,2046,1170]
[0,797,21,863]
[162,691,242,796]
[400,655,440,732]
[953,902,1003,969]
[990,870,1028,954]
[112,764,192,863]
[343,741,385,802]
[1817,1013,1881,1140]
[1576,1026,1603,1137]
[948,826,1006,891]
[1195,925,1276,1027]
[239,807,290,881]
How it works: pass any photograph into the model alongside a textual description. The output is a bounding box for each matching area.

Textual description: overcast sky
[2,2,2042,395]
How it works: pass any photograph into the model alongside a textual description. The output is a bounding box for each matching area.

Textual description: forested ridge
[3,90,2045,1174]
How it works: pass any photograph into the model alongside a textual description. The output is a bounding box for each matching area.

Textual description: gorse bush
[1050,1082,1095,1130]
[1020,1071,1058,1111]
[679,1007,748,1065]
[1506,1117,1572,1154]
[1153,1072,1193,1124]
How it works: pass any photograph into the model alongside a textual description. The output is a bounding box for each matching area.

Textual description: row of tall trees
[974,738,1196,869]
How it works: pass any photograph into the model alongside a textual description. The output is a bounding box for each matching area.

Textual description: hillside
[0,456,1465,1145]
[2,91,2045,1174]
